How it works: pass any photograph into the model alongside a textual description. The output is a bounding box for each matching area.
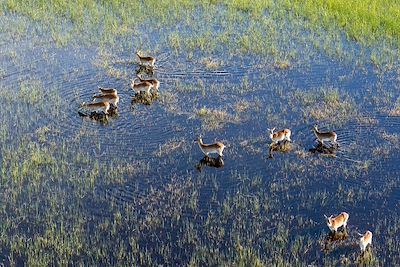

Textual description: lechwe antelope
[195,136,225,157]
[268,128,292,144]
[358,230,373,253]
[130,79,154,94]
[324,212,349,232]
[81,101,110,115]
[92,91,119,107]
[136,75,160,90]
[136,52,156,67]
[98,87,117,95]
[313,125,338,146]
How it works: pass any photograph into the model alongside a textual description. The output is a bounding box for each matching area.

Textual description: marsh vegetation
[0,0,399,265]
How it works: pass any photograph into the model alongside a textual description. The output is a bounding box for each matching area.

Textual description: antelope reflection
[196,156,224,172]
[322,230,349,252]
[136,65,155,76]
[131,91,158,105]
[268,141,292,159]
[309,142,338,156]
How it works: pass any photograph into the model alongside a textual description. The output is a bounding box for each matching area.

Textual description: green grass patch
[284,0,400,46]
[2,0,398,63]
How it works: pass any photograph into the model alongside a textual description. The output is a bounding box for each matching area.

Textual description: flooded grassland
[0,1,399,266]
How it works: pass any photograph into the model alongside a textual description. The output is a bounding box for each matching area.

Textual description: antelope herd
[325,212,373,254]
[79,52,159,117]
[78,52,374,257]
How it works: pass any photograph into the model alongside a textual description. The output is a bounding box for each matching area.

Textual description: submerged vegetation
[196,107,239,131]
[0,0,399,266]
[388,97,400,116]
[291,87,357,125]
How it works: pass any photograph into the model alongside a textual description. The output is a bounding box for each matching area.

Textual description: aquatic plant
[196,107,239,131]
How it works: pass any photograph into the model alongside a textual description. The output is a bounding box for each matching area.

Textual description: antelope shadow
[131,91,158,105]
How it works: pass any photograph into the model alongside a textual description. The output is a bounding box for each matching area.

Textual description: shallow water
[0,9,399,266]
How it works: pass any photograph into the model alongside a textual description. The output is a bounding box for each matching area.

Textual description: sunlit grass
[196,107,239,130]
[154,138,188,157]
[290,87,357,125]
[285,0,400,46]
[2,0,398,63]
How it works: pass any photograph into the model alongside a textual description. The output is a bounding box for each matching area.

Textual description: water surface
[0,8,399,266]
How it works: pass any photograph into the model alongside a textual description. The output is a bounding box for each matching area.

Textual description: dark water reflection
[196,155,225,172]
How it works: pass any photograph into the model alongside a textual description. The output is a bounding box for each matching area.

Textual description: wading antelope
[358,231,372,253]
[92,92,119,107]
[195,136,225,157]
[98,87,117,95]
[313,125,338,146]
[136,75,160,90]
[268,128,292,144]
[136,52,156,67]
[130,79,154,94]
[324,212,349,232]
[82,101,110,115]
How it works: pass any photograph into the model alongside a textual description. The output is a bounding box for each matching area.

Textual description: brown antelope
[313,125,338,146]
[358,231,372,252]
[136,52,156,67]
[98,87,117,95]
[324,212,349,232]
[130,79,154,94]
[195,136,225,157]
[92,92,119,107]
[136,75,160,90]
[268,128,292,144]
[81,101,110,115]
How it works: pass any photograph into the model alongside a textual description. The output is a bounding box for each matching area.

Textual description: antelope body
[82,101,110,115]
[313,125,337,145]
[130,79,154,94]
[98,87,117,95]
[358,231,372,252]
[268,128,292,144]
[92,93,119,107]
[196,137,225,157]
[324,212,349,232]
[137,75,160,90]
[136,52,156,67]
